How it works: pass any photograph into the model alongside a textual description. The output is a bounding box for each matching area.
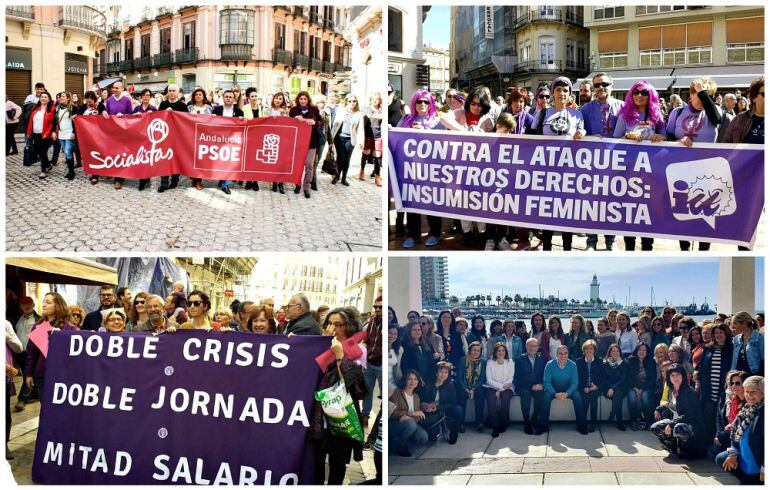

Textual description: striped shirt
[709,346,723,402]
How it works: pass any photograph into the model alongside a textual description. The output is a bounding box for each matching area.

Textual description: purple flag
[32,330,329,485]
[388,128,764,247]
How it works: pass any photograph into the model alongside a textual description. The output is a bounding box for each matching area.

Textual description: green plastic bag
[314,381,365,443]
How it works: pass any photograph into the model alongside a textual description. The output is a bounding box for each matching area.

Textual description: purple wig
[399,90,440,129]
[619,81,664,128]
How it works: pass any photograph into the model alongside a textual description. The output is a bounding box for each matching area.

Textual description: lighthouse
[590,274,600,302]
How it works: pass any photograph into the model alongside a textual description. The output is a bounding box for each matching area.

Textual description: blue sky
[446,257,764,310]
[423,6,450,50]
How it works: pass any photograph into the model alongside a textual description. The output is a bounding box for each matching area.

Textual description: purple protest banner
[388,128,764,247]
[31,330,329,485]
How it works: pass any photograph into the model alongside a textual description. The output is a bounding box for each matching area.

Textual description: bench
[464,394,631,422]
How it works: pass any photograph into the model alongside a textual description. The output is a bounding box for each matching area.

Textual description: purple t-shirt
[105,95,133,116]
[580,98,624,137]
[132,104,157,114]
[666,104,718,143]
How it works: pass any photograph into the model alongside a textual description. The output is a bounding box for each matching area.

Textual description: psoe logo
[254,134,280,165]
[147,119,170,145]
[665,157,736,229]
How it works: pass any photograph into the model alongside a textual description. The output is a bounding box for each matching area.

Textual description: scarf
[732,401,763,443]
[727,395,744,425]
[606,357,623,368]
[465,357,482,388]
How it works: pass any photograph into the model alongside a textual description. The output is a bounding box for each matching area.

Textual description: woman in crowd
[126,292,149,332]
[651,363,707,459]
[698,323,734,435]
[454,317,470,356]
[389,370,428,457]
[577,339,602,432]
[652,316,671,348]
[565,314,591,361]
[245,305,277,334]
[634,316,652,349]
[26,90,56,180]
[265,92,290,193]
[311,307,367,484]
[289,91,323,199]
[5,98,21,156]
[711,371,749,456]
[399,321,437,384]
[737,97,749,113]
[133,89,157,114]
[52,92,79,181]
[240,87,263,189]
[456,341,487,432]
[75,90,103,181]
[531,77,585,251]
[484,343,515,438]
[360,92,382,186]
[702,323,714,345]
[585,320,595,337]
[67,305,85,329]
[419,316,444,361]
[330,94,363,187]
[185,290,219,330]
[654,343,669,368]
[627,343,657,430]
[540,315,566,361]
[730,311,764,376]
[668,344,694,383]
[529,85,551,116]
[467,315,488,359]
[102,308,127,334]
[594,317,615,359]
[214,308,235,332]
[614,81,666,142]
[185,88,214,191]
[398,90,446,248]
[419,361,462,444]
[602,343,629,430]
[607,309,619,334]
[389,325,401,387]
[715,376,764,484]
[530,312,546,345]
[498,320,524,361]
[436,310,464,368]
[615,312,638,357]
[25,292,76,396]
[486,321,504,359]
[689,327,706,370]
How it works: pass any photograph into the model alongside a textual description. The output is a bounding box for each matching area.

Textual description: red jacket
[539,331,565,361]
[26,105,56,139]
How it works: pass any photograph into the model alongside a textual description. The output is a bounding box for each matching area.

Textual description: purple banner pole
[388,128,764,247]
[31,330,329,485]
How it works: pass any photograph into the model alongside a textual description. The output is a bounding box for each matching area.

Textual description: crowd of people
[6,81,382,197]
[5,285,383,485]
[388,74,765,251]
[388,305,764,484]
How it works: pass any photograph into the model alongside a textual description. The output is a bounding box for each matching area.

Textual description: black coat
[400,344,436,383]
[601,360,628,394]
[419,379,458,410]
[212,105,244,117]
[514,353,546,391]
[696,344,734,403]
[576,356,602,390]
[626,356,657,391]
[284,312,321,335]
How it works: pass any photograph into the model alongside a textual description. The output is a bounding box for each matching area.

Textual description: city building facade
[6,5,107,107]
[420,257,448,304]
[388,6,430,100]
[348,6,383,100]
[95,5,352,97]
[245,257,340,312]
[423,44,450,95]
[338,257,383,315]
[584,5,764,97]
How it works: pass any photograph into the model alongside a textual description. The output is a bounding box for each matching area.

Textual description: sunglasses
[373,304,382,309]
[633,89,650,97]
[419,321,428,325]
[415,99,430,105]
[730,381,743,387]
[134,300,145,305]
[538,94,551,99]
[189,300,204,307]
[594,82,611,88]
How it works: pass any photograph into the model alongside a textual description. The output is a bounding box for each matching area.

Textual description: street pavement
[5,378,380,485]
[389,423,739,485]
[388,208,766,251]
[6,140,382,252]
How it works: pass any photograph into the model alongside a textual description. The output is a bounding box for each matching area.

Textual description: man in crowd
[236,300,256,331]
[165,293,188,324]
[13,297,40,411]
[116,286,133,311]
[284,293,321,335]
[101,81,134,189]
[157,84,189,193]
[139,295,179,334]
[578,80,593,105]
[580,72,623,251]
[717,93,737,143]
[362,296,383,428]
[211,89,244,194]
[82,285,119,331]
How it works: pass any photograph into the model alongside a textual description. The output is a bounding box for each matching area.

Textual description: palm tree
[449,295,459,306]
[496,295,501,307]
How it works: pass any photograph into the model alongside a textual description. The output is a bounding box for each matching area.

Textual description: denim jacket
[731,330,764,374]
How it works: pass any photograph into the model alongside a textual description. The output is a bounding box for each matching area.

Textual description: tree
[449,295,459,305]
[496,295,501,307]
[514,293,522,304]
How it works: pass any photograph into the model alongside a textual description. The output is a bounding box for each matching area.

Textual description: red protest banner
[75,112,311,184]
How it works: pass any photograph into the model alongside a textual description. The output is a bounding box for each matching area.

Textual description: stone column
[718,257,756,314]
[389,258,423,319]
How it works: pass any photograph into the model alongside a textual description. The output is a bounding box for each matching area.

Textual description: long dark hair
[531,311,546,334]
[35,90,55,113]
[294,90,315,108]
[546,315,564,340]
[191,88,209,106]
[470,315,487,338]
[464,87,491,115]
[436,310,457,337]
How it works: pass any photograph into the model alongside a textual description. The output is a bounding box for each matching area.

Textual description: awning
[582,69,676,92]
[6,258,118,286]
[92,77,122,90]
[671,64,763,89]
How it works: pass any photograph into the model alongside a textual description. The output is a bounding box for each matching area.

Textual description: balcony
[322,60,335,73]
[133,56,152,70]
[119,59,134,72]
[220,44,253,61]
[175,47,199,64]
[309,11,322,26]
[293,53,309,69]
[106,61,121,73]
[292,7,306,18]
[322,18,334,30]
[310,57,323,71]
[565,58,590,73]
[273,48,293,65]
[59,6,107,37]
[513,8,585,31]
[6,6,34,20]
[153,51,173,67]
[515,60,567,73]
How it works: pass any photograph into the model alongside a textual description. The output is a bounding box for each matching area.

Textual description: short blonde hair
[690,77,717,96]
[215,308,233,322]
[744,375,764,394]
[101,308,126,327]
[582,339,597,353]
[654,343,669,358]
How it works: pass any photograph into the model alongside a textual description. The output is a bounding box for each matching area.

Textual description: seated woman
[543,345,587,434]
[419,361,463,444]
[710,370,749,457]
[602,343,629,430]
[651,363,707,459]
[715,375,764,485]
[389,370,428,457]
[577,339,602,432]
[456,341,487,432]
[399,321,437,385]
[484,342,515,438]
[627,343,657,431]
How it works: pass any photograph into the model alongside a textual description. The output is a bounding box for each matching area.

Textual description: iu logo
[254,134,280,164]
[665,157,736,229]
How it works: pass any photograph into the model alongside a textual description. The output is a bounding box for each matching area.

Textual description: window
[539,36,555,67]
[323,40,332,61]
[388,8,403,52]
[219,9,254,45]
[662,48,685,66]
[274,23,286,49]
[727,43,764,63]
[599,52,627,68]
[636,5,686,16]
[140,34,150,57]
[539,6,555,18]
[124,39,133,61]
[687,46,711,64]
[309,36,318,58]
[160,27,171,53]
[593,6,624,21]
[566,41,575,63]
[293,30,307,55]
[183,21,196,49]
[520,42,530,62]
